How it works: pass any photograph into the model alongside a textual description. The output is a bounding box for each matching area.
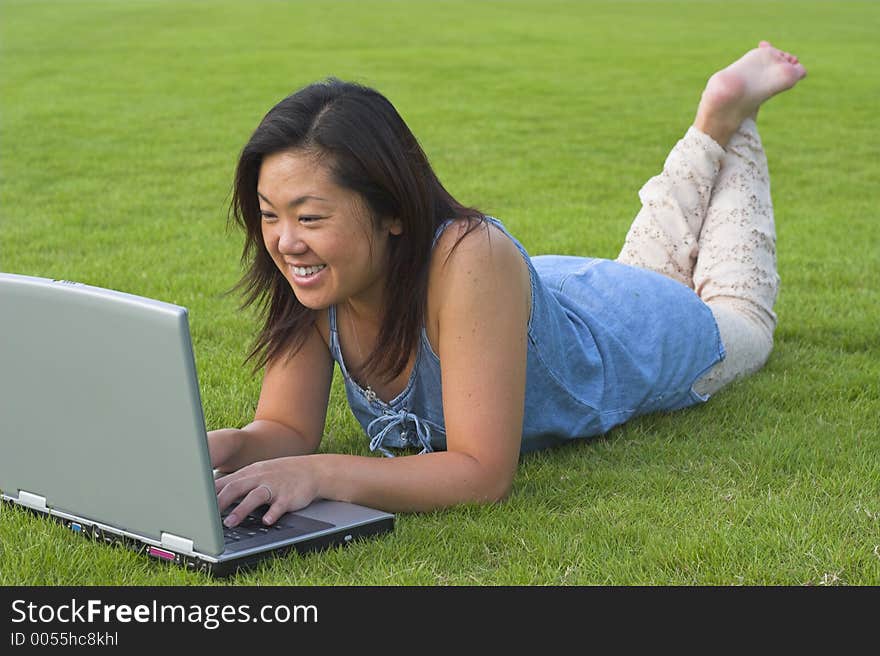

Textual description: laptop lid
[0,272,226,555]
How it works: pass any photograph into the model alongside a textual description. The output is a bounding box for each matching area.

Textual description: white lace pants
[616,119,779,396]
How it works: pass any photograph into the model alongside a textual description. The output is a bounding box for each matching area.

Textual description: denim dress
[328,217,725,455]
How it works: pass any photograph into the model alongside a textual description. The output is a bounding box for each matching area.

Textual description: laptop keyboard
[221,506,282,543]
[218,504,338,554]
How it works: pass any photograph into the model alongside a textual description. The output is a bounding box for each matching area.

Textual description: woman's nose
[278,222,307,254]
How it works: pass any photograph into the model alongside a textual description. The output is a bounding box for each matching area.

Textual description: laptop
[0,272,394,576]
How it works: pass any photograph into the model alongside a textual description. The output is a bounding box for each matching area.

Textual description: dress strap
[431,218,457,249]
[328,304,338,333]
[327,305,343,361]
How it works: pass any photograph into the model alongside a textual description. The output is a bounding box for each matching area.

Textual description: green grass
[1,0,878,585]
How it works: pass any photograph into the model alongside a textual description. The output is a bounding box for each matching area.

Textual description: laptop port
[148,547,176,562]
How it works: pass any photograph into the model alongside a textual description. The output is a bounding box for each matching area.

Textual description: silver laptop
[0,272,394,576]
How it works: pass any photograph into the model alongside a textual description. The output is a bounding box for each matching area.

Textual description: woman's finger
[215,475,257,515]
[221,482,275,528]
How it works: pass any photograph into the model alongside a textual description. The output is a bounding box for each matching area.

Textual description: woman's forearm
[312,450,513,513]
[215,419,319,472]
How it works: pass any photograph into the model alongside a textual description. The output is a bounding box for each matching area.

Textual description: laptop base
[2,497,394,577]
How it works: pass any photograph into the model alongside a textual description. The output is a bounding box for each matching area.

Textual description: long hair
[230,78,484,381]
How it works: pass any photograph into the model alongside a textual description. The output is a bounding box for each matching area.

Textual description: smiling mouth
[291,264,326,277]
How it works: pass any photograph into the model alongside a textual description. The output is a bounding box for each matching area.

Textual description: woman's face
[257,149,401,312]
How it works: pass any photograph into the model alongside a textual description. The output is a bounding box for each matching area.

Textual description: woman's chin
[292,294,329,310]
[289,287,333,311]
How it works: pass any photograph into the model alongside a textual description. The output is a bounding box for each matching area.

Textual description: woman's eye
[259,211,277,222]
[299,215,322,223]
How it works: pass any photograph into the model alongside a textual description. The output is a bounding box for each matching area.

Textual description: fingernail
[224,515,236,527]
[263,515,273,525]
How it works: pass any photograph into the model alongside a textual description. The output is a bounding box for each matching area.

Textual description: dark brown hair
[230,78,484,382]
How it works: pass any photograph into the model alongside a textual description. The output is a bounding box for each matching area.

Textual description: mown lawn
[1,0,878,585]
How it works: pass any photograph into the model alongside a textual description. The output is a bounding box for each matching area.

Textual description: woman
[210,42,807,528]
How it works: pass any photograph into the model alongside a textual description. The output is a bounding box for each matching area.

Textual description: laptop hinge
[161,532,195,554]
[18,490,48,511]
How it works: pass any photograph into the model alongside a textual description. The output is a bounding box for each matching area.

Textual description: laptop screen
[0,273,226,555]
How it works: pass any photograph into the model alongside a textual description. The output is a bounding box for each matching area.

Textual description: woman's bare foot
[694,41,807,147]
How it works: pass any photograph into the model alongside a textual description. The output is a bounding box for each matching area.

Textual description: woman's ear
[388,217,403,236]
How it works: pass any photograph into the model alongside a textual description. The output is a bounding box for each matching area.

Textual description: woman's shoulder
[426,217,531,335]
[430,217,527,273]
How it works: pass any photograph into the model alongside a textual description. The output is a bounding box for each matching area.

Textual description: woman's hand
[214,456,322,527]
[207,428,246,473]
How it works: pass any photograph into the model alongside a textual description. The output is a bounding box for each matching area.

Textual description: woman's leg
[616,127,725,287]
[617,42,807,394]
[691,118,779,396]
[618,42,806,277]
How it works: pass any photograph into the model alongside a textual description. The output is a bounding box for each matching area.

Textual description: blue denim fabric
[328,217,725,456]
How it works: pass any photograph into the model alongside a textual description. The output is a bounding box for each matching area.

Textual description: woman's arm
[220,449,513,520]
[208,321,333,473]
[333,222,530,509]
[216,222,532,522]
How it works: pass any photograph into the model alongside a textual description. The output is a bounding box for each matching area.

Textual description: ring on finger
[257,483,273,504]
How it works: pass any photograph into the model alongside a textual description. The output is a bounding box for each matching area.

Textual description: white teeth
[292,264,326,277]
